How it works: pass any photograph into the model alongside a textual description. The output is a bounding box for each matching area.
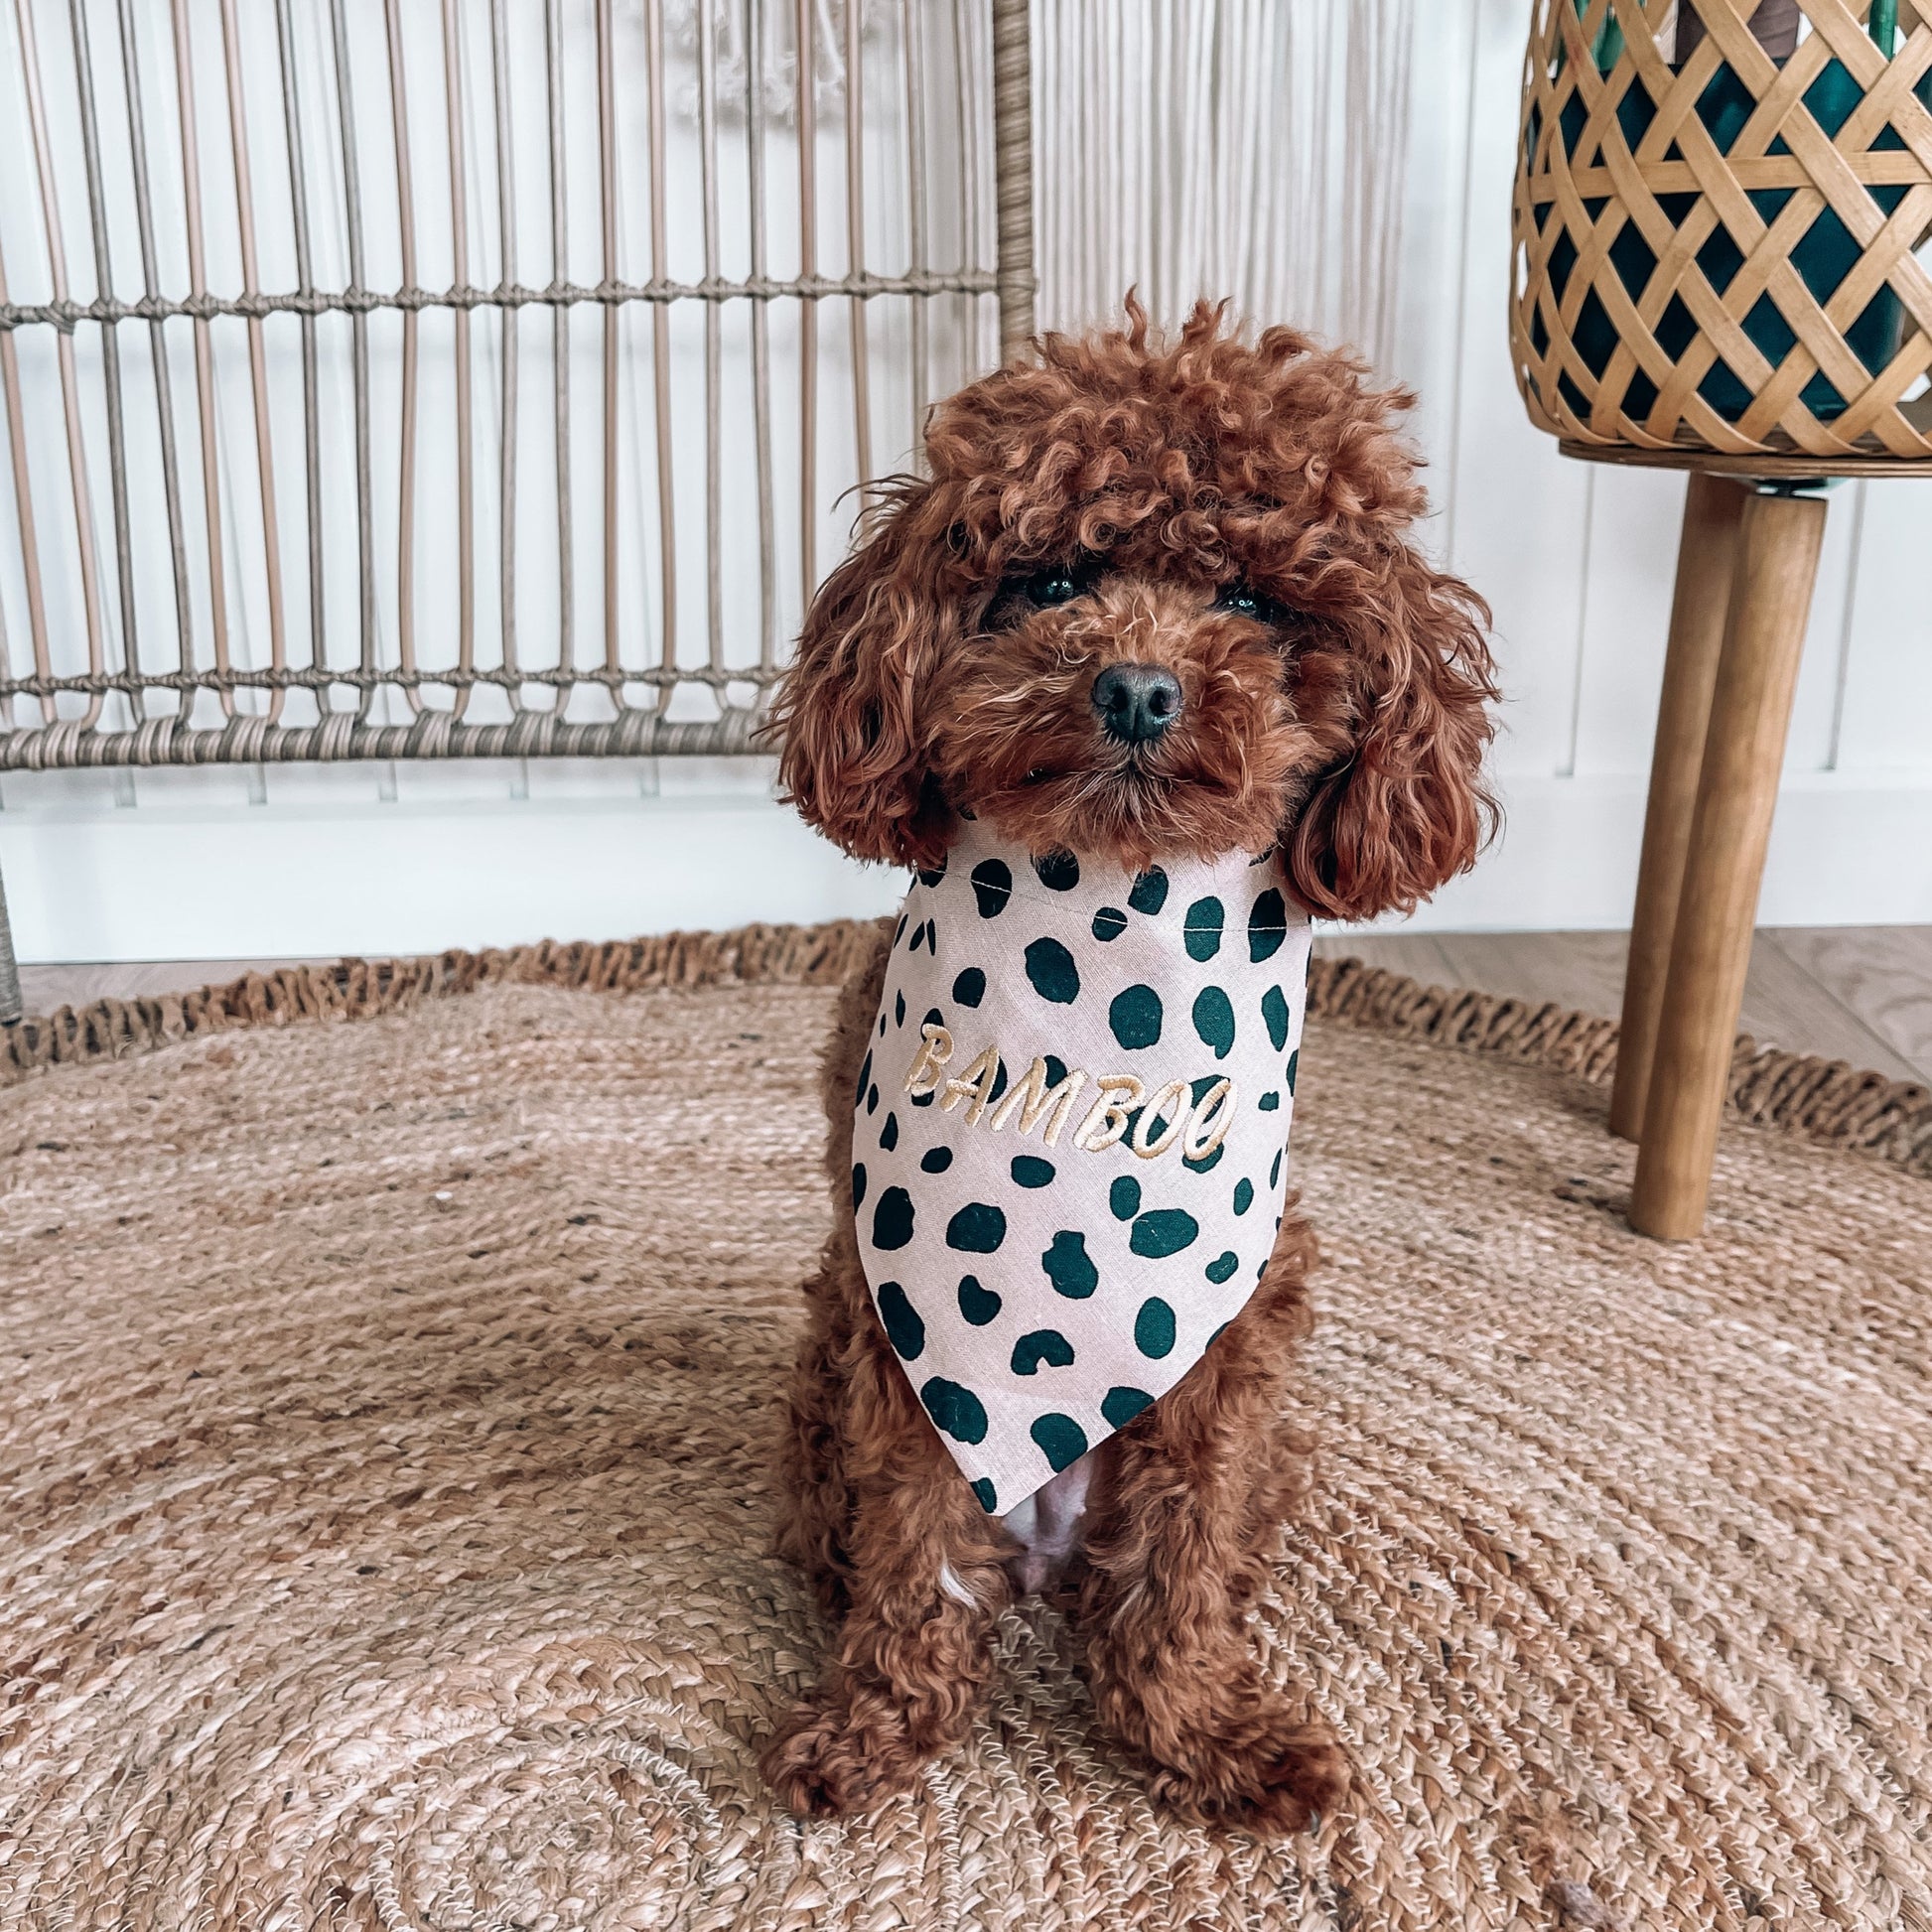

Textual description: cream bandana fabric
[852,822,1311,1515]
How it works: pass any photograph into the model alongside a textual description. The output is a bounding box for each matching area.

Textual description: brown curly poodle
[758,300,1496,1832]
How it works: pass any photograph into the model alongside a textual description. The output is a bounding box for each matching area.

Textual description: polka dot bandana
[852,821,1311,1515]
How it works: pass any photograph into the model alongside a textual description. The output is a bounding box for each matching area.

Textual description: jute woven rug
[3,926,1930,1931]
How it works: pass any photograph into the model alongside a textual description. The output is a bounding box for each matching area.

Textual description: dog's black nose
[1091,663,1182,745]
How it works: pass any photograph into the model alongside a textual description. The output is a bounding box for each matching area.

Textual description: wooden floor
[18,927,1932,1085]
[1310,927,1932,1086]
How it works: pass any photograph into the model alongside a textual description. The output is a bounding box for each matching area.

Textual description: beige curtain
[1032,0,1417,368]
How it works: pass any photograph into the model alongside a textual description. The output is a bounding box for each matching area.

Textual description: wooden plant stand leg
[1629,487,1828,1241]
[1610,473,1751,1142]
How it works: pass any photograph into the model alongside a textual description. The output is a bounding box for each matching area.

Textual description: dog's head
[769,301,1497,921]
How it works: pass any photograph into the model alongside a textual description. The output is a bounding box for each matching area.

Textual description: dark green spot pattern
[872,1185,915,1249]
[945,1202,1008,1253]
[921,1377,988,1444]
[876,1282,926,1359]
[1011,1328,1075,1375]
[1191,986,1235,1059]
[1130,1208,1198,1258]
[1025,937,1081,1005]
[1134,1298,1176,1358]
[1109,984,1164,1049]
[1261,984,1291,1051]
[1248,888,1288,962]
[1182,896,1224,961]
[1041,1231,1099,1299]
[957,1276,1002,1325]
[970,860,1013,917]
[1031,1413,1089,1472]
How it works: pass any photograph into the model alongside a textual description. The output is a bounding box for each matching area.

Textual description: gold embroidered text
[904,1031,1234,1164]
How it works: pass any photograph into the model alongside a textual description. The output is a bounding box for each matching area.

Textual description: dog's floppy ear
[769,481,958,868]
[1284,546,1497,923]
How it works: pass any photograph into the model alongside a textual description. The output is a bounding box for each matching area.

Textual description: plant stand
[1512,0,1932,1237]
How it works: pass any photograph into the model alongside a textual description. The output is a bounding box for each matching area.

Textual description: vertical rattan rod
[0,862,20,1026]
[842,0,873,486]
[903,0,928,464]
[16,0,107,729]
[118,0,195,688]
[992,0,1034,361]
[171,0,232,707]
[217,0,290,722]
[698,0,723,672]
[328,0,378,713]
[273,0,327,693]
[642,0,677,693]
[596,0,620,673]
[489,0,518,681]
[1610,474,1748,1144]
[0,257,54,724]
[797,0,818,600]
[0,33,48,723]
[441,0,476,717]
[0,558,13,732]
[0,556,12,732]
[68,0,142,714]
[545,0,573,692]
[383,0,421,708]
[746,0,776,669]
[948,0,980,403]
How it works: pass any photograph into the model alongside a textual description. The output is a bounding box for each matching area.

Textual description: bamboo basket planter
[1512,0,1932,465]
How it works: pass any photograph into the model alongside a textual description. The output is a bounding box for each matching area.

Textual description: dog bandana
[851,821,1311,1515]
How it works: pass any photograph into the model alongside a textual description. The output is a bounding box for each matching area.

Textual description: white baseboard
[6,788,905,965]
[8,768,1931,963]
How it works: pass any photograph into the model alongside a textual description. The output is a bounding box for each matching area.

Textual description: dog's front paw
[1148,1713,1348,1836]
[759,1691,923,1820]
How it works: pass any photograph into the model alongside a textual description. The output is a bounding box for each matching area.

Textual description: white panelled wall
[1407,0,1932,937]
[6,0,1931,964]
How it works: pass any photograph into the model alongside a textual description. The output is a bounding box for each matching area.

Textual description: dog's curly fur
[758,301,1497,1831]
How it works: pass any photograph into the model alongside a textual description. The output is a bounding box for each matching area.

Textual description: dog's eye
[1213,581,1288,625]
[1024,566,1086,608]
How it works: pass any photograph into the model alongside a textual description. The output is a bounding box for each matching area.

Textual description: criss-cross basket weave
[1512,0,1932,463]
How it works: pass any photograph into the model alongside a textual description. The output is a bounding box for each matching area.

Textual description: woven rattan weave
[0,0,1035,771]
[1512,0,1932,463]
